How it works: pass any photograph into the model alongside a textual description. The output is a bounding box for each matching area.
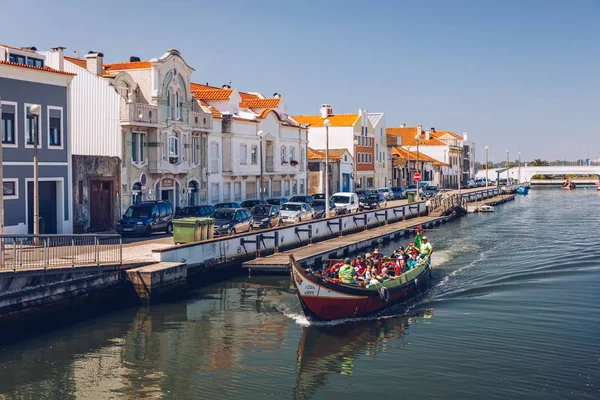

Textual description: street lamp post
[324,119,331,217]
[415,124,422,202]
[485,146,489,188]
[257,130,264,200]
[0,95,4,234]
[518,152,521,183]
[30,104,41,237]
[506,149,510,182]
[352,138,358,191]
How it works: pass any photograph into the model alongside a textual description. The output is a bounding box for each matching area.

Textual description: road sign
[414,173,421,181]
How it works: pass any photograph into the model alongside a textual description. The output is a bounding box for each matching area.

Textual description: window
[49,117,61,146]
[132,182,142,204]
[240,144,248,164]
[234,182,242,201]
[367,177,374,188]
[26,114,37,145]
[2,111,15,144]
[251,145,258,164]
[168,132,179,164]
[167,90,173,119]
[299,179,305,194]
[292,180,298,194]
[223,182,231,201]
[281,145,287,163]
[132,132,146,163]
[299,148,305,170]
[176,92,181,120]
[27,57,44,68]
[192,134,200,164]
[290,147,296,161]
[210,142,219,172]
[3,181,16,197]
[245,181,256,199]
[211,183,220,202]
[9,54,26,65]
[376,144,379,159]
[132,132,138,162]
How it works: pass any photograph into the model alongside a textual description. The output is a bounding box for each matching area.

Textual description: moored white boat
[478,205,495,212]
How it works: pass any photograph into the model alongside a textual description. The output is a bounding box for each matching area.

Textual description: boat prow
[289,254,431,321]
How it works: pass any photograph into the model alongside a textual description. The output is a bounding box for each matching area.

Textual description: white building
[47,48,212,231]
[191,84,308,203]
[293,105,378,190]
[368,112,388,188]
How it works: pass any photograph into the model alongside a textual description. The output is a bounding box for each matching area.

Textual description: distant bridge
[475,166,600,183]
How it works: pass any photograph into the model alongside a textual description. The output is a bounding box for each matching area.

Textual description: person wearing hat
[338,257,356,284]
[420,236,433,259]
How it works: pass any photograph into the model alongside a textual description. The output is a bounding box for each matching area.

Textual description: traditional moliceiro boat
[289,254,431,321]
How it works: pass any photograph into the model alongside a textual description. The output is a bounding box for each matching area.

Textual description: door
[342,173,350,192]
[90,181,113,231]
[27,181,57,234]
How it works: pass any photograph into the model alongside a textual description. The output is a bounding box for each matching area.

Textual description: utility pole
[324,119,330,216]
[30,104,41,239]
[257,130,264,199]
[415,125,422,202]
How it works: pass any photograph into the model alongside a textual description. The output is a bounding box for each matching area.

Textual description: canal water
[1,189,598,399]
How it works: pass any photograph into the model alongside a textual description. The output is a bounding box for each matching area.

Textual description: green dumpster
[407,192,416,203]
[173,218,214,244]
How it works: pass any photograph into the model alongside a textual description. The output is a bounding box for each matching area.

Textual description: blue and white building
[1,45,74,233]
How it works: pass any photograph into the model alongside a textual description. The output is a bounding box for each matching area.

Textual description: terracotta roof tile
[308,147,341,160]
[316,148,350,159]
[386,127,447,146]
[0,60,76,76]
[431,130,463,141]
[65,56,115,77]
[199,100,222,119]
[192,89,233,101]
[1,44,38,53]
[240,92,260,100]
[243,98,280,109]
[104,61,152,72]
[190,82,222,91]
[392,146,446,166]
[292,114,360,127]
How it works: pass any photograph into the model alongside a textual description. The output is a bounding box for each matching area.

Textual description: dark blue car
[117,201,174,236]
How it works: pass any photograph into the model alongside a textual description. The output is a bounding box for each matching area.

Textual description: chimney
[400,123,406,128]
[222,84,231,89]
[130,56,141,62]
[417,124,422,137]
[273,92,281,98]
[430,127,435,133]
[463,132,468,141]
[425,130,431,141]
[50,46,66,71]
[85,51,104,76]
[320,104,332,118]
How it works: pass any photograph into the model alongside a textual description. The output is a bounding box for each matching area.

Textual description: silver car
[279,202,314,224]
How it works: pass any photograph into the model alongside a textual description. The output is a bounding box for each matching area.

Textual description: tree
[530,159,549,166]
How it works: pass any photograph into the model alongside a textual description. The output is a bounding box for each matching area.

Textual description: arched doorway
[132,182,142,205]
[188,181,199,206]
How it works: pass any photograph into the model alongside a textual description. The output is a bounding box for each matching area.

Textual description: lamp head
[29,104,41,116]
[323,119,331,127]
[257,130,264,138]
[485,145,488,150]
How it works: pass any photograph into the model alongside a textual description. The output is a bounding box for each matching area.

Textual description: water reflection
[294,309,433,400]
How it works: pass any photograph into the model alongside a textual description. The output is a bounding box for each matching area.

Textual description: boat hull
[290,255,431,321]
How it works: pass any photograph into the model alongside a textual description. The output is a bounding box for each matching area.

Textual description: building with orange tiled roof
[293,104,381,191]
[387,124,473,188]
[44,48,214,231]
[307,148,354,195]
[0,44,75,233]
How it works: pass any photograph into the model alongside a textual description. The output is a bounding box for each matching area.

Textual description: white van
[330,192,359,214]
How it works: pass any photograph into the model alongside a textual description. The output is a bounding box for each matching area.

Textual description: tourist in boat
[407,253,419,270]
[354,256,367,281]
[373,248,382,260]
[369,266,381,283]
[392,246,405,258]
[380,267,391,280]
[338,258,356,284]
[420,236,433,259]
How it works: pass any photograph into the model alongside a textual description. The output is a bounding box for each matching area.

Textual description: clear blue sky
[3,0,599,163]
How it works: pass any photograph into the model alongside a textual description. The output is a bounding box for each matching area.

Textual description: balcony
[121,103,158,125]
[189,110,212,131]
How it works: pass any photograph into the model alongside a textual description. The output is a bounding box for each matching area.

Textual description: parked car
[404,184,422,196]
[422,185,441,198]
[498,178,509,186]
[312,199,337,219]
[117,200,173,236]
[391,186,405,199]
[331,192,360,213]
[266,198,289,206]
[419,181,431,188]
[174,205,215,219]
[475,177,486,187]
[251,204,281,229]
[359,193,387,210]
[378,188,394,200]
[279,202,315,224]
[289,195,314,206]
[311,193,326,200]
[214,202,242,209]
[355,189,370,200]
[211,208,253,236]
[241,199,269,211]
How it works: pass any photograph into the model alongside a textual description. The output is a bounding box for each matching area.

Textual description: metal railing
[0,234,122,271]
[120,103,159,124]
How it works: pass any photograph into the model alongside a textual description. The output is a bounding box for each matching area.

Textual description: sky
[1,0,599,163]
